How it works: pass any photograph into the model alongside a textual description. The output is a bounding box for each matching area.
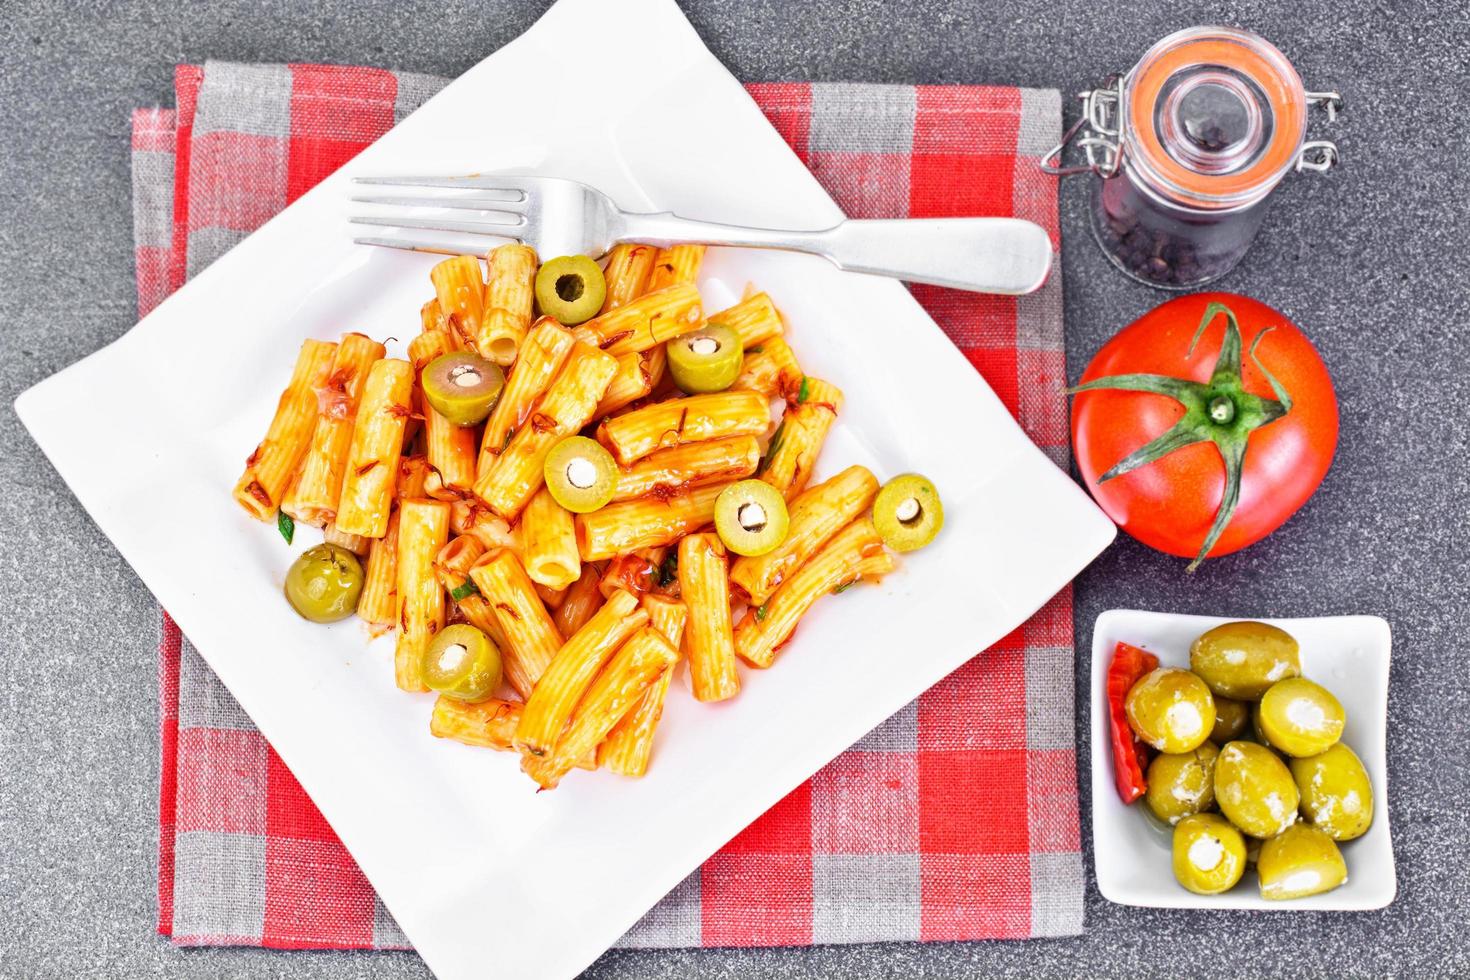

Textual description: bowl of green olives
[1091,610,1395,910]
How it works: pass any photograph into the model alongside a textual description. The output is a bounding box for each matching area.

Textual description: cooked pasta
[521,487,581,590]
[599,243,658,312]
[480,243,537,365]
[644,244,705,292]
[571,282,703,357]
[477,317,575,475]
[596,390,770,465]
[709,292,784,348]
[394,499,450,691]
[575,480,731,562]
[433,535,508,650]
[552,565,604,639]
[611,435,761,502]
[333,358,414,538]
[678,532,740,702]
[732,336,802,398]
[761,377,842,500]
[429,255,485,354]
[598,595,688,777]
[234,338,338,520]
[467,549,562,699]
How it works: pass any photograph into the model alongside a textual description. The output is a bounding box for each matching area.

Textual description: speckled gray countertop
[2,1,1467,978]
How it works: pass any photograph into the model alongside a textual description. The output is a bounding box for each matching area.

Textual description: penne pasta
[571,282,703,357]
[467,549,562,699]
[729,465,879,606]
[594,349,659,419]
[644,244,706,292]
[477,317,575,475]
[599,595,687,777]
[394,499,451,692]
[599,243,658,313]
[733,517,894,668]
[357,509,400,629]
[521,487,581,590]
[474,342,619,520]
[732,335,802,399]
[611,435,761,502]
[553,565,604,638]
[333,358,414,537]
[596,389,770,465]
[761,377,843,500]
[281,333,387,526]
[709,292,784,349]
[575,480,731,562]
[433,535,509,651]
[522,626,679,789]
[514,589,647,757]
[430,255,485,355]
[480,244,537,365]
[234,338,338,520]
[323,521,371,556]
[678,532,740,702]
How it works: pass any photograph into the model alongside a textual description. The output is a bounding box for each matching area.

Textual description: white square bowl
[14,1,1115,977]
[1090,609,1395,910]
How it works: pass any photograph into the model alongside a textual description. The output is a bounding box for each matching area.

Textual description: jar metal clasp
[1296,90,1344,172]
[1039,75,1127,178]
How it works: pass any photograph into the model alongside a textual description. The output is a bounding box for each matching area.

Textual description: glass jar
[1042,27,1342,289]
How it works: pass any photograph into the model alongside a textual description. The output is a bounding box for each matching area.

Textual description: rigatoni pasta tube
[553,565,604,638]
[644,244,705,292]
[477,317,575,475]
[474,343,618,520]
[431,697,595,769]
[357,510,400,628]
[598,596,688,777]
[334,358,414,537]
[323,522,370,556]
[761,377,842,500]
[732,336,802,399]
[394,499,450,692]
[420,298,463,349]
[599,243,658,312]
[479,244,537,365]
[521,487,580,590]
[596,390,770,466]
[467,549,561,699]
[281,333,386,526]
[408,331,478,500]
[594,349,658,419]
[611,435,760,502]
[448,498,516,553]
[733,517,894,668]
[514,589,647,757]
[575,480,731,562]
[571,282,703,357]
[430,255,484,354]
[397,455,432,501]
[522,626,679,790]
[709,292,783,348]
[233,338,338,520]
[730,465,879,606]
[678,533,740,702]
[433,535,508,651]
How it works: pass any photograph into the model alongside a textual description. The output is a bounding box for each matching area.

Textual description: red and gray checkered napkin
[133,62,1080,951]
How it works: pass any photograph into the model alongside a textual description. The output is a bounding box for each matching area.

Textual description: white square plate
[17,1,1115,976]
[1090,609,1395,911]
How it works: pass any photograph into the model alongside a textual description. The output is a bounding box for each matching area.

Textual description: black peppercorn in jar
[1042,27,1342,289]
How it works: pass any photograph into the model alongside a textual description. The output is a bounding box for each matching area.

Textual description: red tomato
[1071,293,1338,563]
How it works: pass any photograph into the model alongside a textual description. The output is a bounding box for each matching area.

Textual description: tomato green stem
[1067,302,1293,572]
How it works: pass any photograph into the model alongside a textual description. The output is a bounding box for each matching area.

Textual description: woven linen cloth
[132,61,1080,951]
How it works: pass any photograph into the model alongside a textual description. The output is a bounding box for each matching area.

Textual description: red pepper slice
[1107,641,1160,804]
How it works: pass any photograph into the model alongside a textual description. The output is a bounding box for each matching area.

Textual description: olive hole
[555,274,584,303]
[896,498,923,527]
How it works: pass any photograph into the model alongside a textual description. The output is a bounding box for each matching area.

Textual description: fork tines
[350,176,532,254]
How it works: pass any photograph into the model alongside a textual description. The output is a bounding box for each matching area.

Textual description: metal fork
[351,174,1052,295]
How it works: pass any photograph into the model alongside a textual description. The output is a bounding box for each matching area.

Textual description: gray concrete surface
[2,1,1466,978]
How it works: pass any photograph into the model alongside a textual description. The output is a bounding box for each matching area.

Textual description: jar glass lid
[1125,26,1307,209]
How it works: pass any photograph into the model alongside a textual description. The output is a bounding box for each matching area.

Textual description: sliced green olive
[284,544,363,623]
[872,474,943,552]
[423,623,502,701]
[422,351,505,426]
[715,480,790,556]
[535,255,606,325]
[667,323,743,394]
[544,436,616,513]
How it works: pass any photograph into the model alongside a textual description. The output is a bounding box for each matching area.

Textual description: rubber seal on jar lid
[1124,26,1307,210]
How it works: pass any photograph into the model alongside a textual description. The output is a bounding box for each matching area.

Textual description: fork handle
[617,213,1053,295]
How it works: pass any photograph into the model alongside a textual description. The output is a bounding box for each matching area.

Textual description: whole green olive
[284,543,363,623]
[1256,824,1347,900]
[1257,678,1345,758]
[1145,741,1219,825]
[1214,740,1299,838]
[1171,813,1247,895]
[1189,621,1301,700]
[1290,742,1373,841]
[1125,667,1216,753]
[1211,695,1251,743]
